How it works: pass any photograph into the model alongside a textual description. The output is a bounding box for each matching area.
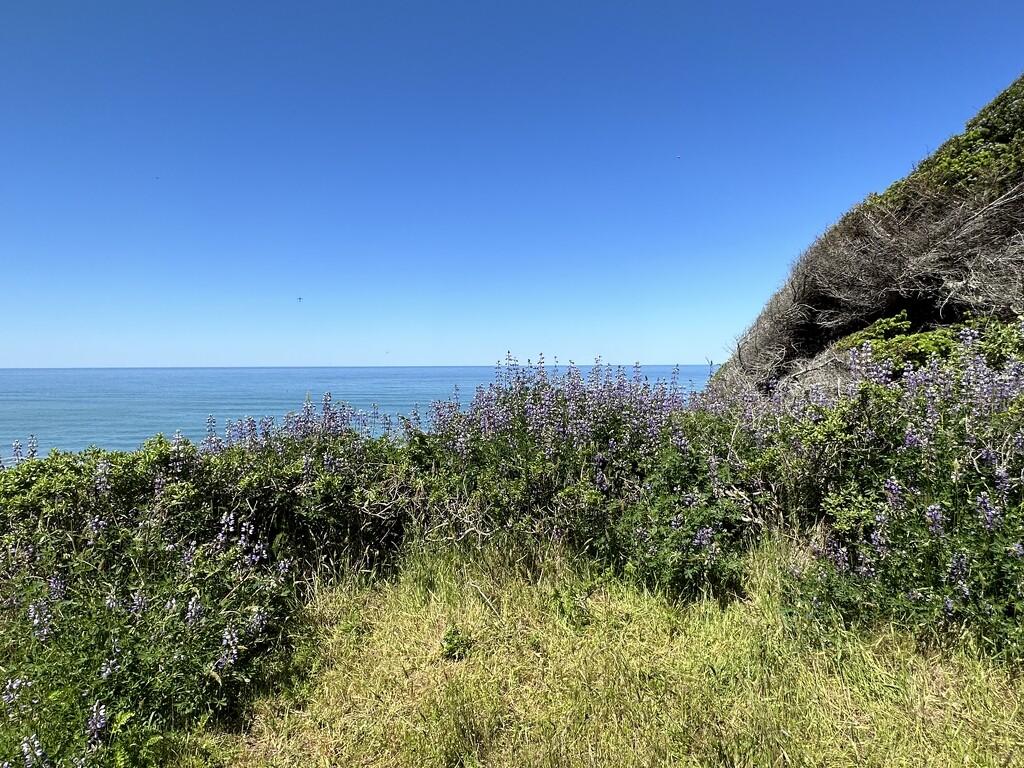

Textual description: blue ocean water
[0,364,712,458]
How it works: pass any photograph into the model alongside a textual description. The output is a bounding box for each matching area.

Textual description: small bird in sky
[297,297,303,303]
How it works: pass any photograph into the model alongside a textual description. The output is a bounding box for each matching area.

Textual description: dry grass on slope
[214,538,1024,767]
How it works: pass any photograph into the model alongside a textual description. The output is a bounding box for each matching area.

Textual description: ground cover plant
[224,536,1024,767]
[0,317,1023,764]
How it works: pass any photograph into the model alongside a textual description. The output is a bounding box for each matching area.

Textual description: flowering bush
[1,317,1023,762]
[0,410,413,766]
[784,325,1024,656]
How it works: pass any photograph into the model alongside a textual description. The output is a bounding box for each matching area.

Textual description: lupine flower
[85,515,108,546]
[925,505,944,535]
[237,521,268,566]
[243,540,268,567]
[978,447,998,465]
[181,540,198,570]
[275,558,294,579]
[26,435,37,460]
[994,467,1011,501]
[869,510,889,558]
[85,701,108,747]
[215,627,241,670]
[250,610,268,635]
[903,428,925,449]
[976,492,1002,530]
[47,575,66,600]
[94,459,112,495]
[185,595,204,627]
[129,592,147,615]
[946,553,970,598]
[28,601,51,640]
[259,416,276,441]
[856,555,877,579]
[692,526,715,549]
[99,658,120,679]
[169,431,189,475]
[214,510,236,551]
[20,734,49,767]
[882,477,903,507]
[2,678,35,715]
[11,440,23,465]
[199,414,224,454]
[823,539,850,573]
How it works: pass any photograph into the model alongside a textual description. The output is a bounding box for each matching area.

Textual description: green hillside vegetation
[716,72,1024,394]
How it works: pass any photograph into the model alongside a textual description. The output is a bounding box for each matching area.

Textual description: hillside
[716,73,1024,393]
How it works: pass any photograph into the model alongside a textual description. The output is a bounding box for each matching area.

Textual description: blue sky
[2,2,1022,367]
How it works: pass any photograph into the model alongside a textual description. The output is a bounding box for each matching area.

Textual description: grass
[207,535,1024,767]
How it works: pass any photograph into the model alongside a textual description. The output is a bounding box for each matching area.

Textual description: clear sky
[2,2,1022,367]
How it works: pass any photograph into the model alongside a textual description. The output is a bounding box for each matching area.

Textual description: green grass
[206,536,1024,767]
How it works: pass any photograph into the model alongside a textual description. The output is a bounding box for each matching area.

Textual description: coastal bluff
[714,73,1024,394]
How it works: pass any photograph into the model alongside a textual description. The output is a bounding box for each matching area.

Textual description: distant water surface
[0,365,712,457]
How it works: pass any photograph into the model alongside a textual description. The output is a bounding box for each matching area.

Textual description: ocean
[0,364,712,458]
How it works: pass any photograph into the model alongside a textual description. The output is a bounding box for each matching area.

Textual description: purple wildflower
[47,575,66,600]
[250,610,268,636]
[2,678,35,715]
[199,414,224,454]
[85,515,108,546]
[215,627,241,670]
[181,540,198,570]
[882,477,902,507]
[185,595,204,627]
[692,526,715,549]
[99,658,120,679]
[822,539,850,573]
[925,504,944,535]
[214,510,236,551]
[20,734,49,767]
[94,459,112,496]
[85,701,108,747]
[976,492,1001,530]
[856,554,877,579]
[129,592,147,616]
[28,601,51,640]
[994,467,1011,501]
[169,430,189,475]
[946,553,970,598]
